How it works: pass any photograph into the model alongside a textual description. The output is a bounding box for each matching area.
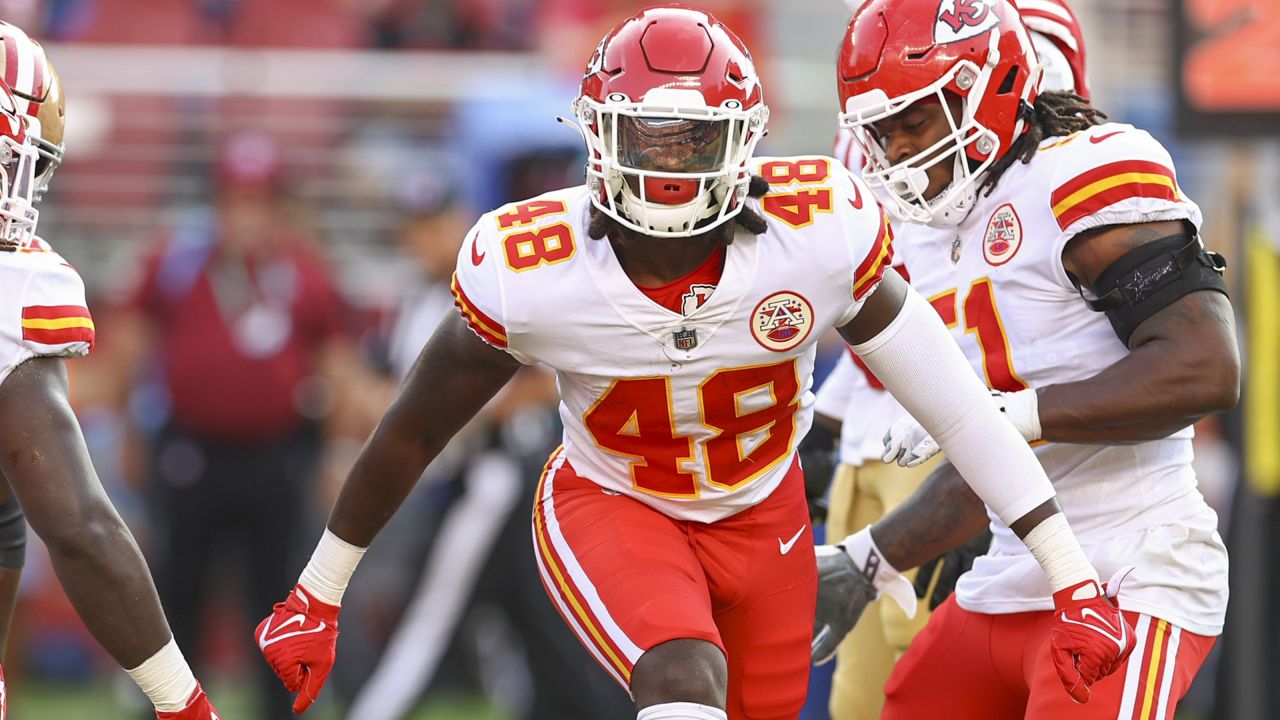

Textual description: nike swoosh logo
[1090,131,1123,144]
[848,180,863,210]
[470,239,486,266]
[779,525,807,555]
[258,611,328,649]
[1059,607,1129,651]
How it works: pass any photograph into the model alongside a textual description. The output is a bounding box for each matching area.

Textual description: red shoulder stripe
[1051,160,1178,230]
[450,273,508,348]
[852,211,895,301]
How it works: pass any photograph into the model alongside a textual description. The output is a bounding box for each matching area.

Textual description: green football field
[9,679,511,720]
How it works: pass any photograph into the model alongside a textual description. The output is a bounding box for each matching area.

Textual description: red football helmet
[570,5,768,237]
[0,22,64,201]
[0,78,39,249]
[837,0,1042,226]
[1013,0,1089,98]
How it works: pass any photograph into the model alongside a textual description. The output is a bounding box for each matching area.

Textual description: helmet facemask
[0,127,39,249]
[840,23,1039,229]
[572,88,767,238]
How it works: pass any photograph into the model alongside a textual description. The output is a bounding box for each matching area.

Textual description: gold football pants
[824,456,941,720]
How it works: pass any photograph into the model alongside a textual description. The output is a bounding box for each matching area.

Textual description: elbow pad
[1074,233,1227,347]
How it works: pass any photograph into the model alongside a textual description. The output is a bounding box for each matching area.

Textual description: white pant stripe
[533,523,629,690]
[1153,626,1182,720]
[1115,614,1152,720]
[540,455,646,663]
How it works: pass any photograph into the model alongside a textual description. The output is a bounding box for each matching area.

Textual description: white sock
[1023,513,1099,593]
[125,637,198,712]
[298,528,368,606]
[637,701,728,720]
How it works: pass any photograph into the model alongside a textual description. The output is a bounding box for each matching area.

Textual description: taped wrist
[1022,513,1098,593]
[1073,233,1227,347]
[840,526,918,618]
[298,529,368,607]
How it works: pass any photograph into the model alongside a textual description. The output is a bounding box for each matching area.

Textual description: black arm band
[1073,233,1227,347]
[0,493,25,570]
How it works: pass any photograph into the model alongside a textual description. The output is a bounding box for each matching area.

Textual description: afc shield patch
[673,327,698,351]
[751,291,814,352]
[983,203,1022,266]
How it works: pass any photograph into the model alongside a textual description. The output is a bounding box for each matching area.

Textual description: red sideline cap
[216,130,282,189]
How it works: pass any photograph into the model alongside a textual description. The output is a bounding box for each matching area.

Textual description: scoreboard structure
[1174,0,1280,135]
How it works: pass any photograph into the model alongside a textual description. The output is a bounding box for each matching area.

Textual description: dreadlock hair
[587,174,771,245]
[979,90,1108,196]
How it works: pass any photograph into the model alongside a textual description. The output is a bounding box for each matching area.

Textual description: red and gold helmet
[0,78,40,249]
[1013,0,1089,98]
[570,5,768,237]
[0,21,64,201]
[837,0,1041,226]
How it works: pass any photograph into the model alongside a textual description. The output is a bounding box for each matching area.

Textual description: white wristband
[840,526,918,619]
[1001,388,1042,442]
[1021,513,1098,593]
[298,529,368,606]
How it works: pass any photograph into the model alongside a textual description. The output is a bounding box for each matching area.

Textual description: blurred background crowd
[0,0,1276,718]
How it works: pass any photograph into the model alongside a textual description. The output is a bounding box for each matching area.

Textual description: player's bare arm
[1042,219,1240,442]
[329,311,522,546]
[870,460,986,571]
[0,358,172,667]
[257,311,521,714]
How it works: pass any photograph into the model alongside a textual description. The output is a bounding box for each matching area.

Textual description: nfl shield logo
[673,328,698,351]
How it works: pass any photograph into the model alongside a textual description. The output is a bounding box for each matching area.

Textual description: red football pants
[531,449,816,720]
[882,596,1215,720]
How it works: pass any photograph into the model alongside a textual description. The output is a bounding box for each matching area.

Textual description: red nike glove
[1050,571,1135,704]
[256,584,340,714]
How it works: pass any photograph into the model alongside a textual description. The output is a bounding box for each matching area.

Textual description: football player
[0,22,220,720]
[806,1,1091,718]
[257,6,1130,719]
[813,0,1237,717]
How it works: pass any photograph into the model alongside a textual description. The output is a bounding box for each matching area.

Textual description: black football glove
[798,420,839,523]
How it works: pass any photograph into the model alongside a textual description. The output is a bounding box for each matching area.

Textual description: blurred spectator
[327,154,631,720]
[112,130,368,719]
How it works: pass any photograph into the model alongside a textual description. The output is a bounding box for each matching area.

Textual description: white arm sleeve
[848,288,1055,527]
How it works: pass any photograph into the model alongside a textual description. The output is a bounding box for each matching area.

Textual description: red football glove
[1050,570,1136,703]
[256,584,340,714]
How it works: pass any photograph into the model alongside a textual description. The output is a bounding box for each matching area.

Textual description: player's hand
[881,389,1040,467]
[1049,569,1136,704]
[812,527,917,665]
[811,544,876,665]
[881,415,937,467]
[799,420,839,523]
[912,528,992,610]
[256,584,341,714]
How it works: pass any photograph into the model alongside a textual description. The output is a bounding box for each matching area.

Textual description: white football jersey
[452,156,894,523]
[884,123,1227,635]
[0,242,95,387]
